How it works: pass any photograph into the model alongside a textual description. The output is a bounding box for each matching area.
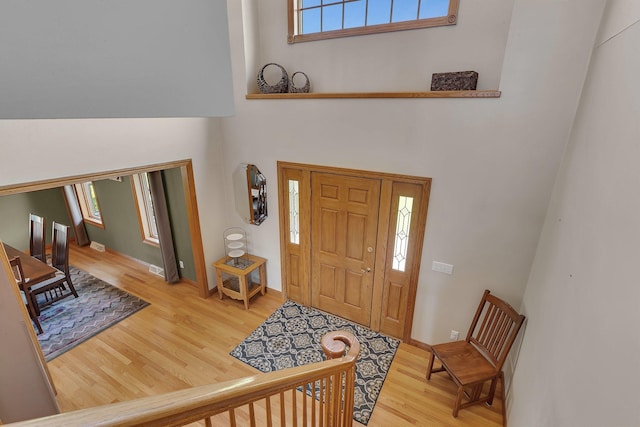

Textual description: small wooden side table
[213,254,267,309]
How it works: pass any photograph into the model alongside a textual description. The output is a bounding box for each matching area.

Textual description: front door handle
[361,267,371,273]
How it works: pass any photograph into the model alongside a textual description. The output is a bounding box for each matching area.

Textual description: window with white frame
[131,173,159,246]
[288,0,459,43]
[75,181,104,228]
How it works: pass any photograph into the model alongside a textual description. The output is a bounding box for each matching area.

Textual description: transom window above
[288,0,459,43]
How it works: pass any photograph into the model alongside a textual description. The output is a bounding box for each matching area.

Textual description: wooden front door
[311,173,380,325]
[278,162,431,341]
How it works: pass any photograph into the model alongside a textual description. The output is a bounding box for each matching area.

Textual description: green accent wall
[0,167,196,282]
[86,176,164,268]
[0,188,71,251]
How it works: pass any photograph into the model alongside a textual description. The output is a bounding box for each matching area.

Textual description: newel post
[321,330,360,360]
[321,331,360,427]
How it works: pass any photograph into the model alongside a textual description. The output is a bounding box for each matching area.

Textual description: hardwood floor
[47,245,504,426]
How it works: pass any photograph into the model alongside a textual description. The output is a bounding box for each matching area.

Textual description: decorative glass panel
[289,180,300,244]
[392,196,414,271]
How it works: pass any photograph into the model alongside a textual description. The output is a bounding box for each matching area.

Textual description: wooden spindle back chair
[426,289,525,417]
[31,222,78,313]
[9,256,43,334]
[29,213,46,262]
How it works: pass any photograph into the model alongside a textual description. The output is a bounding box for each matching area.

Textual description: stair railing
[6,330,360,427]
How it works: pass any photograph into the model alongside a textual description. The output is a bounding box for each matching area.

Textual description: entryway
[278,162,431,341]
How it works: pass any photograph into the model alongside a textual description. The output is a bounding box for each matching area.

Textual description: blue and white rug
[230,300,400,425]
[36,266,149,361]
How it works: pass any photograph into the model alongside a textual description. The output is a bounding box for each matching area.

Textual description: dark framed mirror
[233,164,267,225]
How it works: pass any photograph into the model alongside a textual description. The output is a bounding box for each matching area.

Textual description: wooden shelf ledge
[246,90,501,100]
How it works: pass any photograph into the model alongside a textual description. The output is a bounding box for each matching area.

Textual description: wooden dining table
[3,243,57,285]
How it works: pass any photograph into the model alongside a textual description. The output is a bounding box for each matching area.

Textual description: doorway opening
[0,159,209,298]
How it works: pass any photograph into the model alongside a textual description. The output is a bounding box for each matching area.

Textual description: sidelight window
[288,179,300,244]
[392,195,413,271]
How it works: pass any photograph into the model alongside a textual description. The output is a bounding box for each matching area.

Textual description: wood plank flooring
[46,245,504,426]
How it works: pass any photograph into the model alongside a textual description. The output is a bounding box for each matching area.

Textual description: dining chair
[426,289,526,417]
[29,213,46,262]
[9,257,43,334]
[31,222,78,313]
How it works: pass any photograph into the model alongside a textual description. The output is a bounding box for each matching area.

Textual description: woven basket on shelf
[257,63,289,94]
[289,71,310,93]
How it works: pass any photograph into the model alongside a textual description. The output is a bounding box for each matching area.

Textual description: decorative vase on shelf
[223,227,250,268]
[289,71,310,93]
[257,63,289,94]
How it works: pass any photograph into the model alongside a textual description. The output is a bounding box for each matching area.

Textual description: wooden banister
[6,331,360,427]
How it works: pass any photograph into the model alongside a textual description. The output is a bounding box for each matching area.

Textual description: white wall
[509,1,640,425]
[252,0,512,93]
[221,0,606,345]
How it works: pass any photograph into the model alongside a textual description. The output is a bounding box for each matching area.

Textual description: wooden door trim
[403,180,431,340]
[278,162,431,341]
[277,167,311,305]
[369,180,393,332]
[379,181,431,340]
[278,161,432,185]
[0,159,210,298]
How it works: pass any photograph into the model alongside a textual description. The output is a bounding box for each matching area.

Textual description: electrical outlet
[450,330,459,340]
[179,260,185,269]
[432,261,454,275]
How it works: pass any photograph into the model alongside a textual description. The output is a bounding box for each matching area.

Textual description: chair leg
[66,273,79,298]
[487,371,503,406]
[453,386,464,417]
[29,292,41,316]
[32,316,43,335]
[426,350,435,380]
[26,301,43,334]
[471,384,483,402]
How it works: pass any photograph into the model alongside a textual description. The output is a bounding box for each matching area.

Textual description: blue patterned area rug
[36,266,149,361]
[230,300,400,425]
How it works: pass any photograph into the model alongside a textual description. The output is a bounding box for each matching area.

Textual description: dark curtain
[62,185,90,246]
[148,171,180,284]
